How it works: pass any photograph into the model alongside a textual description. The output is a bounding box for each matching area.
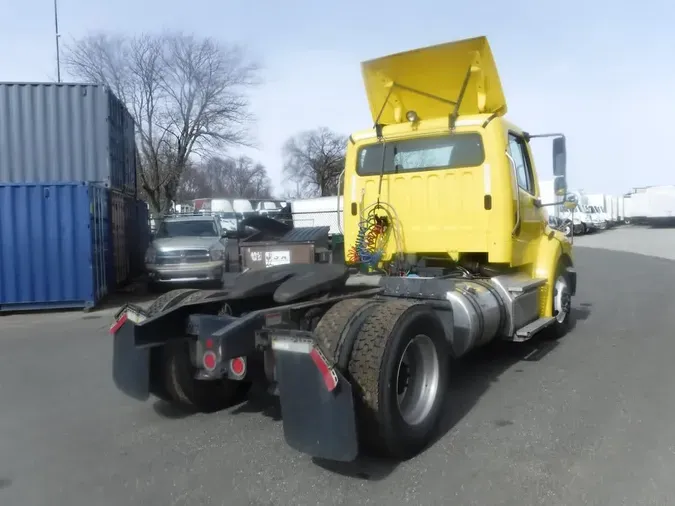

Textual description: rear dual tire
[146,289,201,402]
[147,289,250,411]
[163,340,250,413]
[317,299,450,460]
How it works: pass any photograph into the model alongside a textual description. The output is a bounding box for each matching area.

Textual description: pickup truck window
[156,220,219,238]
[357,133,484,175]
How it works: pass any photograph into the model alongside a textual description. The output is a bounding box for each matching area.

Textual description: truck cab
[343,36,575,319]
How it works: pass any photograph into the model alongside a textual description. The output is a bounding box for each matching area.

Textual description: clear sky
[2,0,673,197]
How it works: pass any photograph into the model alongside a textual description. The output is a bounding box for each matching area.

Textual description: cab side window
[508,134,535,195]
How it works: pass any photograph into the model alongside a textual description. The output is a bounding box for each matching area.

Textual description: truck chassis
[111,262,576,463]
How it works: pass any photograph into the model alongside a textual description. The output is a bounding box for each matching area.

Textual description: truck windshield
[156,220,218,238]
[357,133,484,175]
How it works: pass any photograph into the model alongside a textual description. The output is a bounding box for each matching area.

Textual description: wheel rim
[395,334,440,426]
[553,275,571,323]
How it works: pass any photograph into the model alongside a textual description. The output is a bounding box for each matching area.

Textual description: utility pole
[53,0,61,82]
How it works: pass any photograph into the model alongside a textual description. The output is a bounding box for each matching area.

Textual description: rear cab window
[357,133,485,175]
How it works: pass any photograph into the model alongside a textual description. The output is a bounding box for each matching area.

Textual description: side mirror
[563,193,578,210]
[553,175,567,196]
[552,136,566,177]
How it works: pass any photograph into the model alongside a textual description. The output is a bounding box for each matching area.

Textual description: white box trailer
[622,186,675,225]
[624,191,650,224]
[644,185,675,222]
[291,196,344,236]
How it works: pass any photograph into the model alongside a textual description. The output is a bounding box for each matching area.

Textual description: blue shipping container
[0,182,111,312]
[0,82,137,195]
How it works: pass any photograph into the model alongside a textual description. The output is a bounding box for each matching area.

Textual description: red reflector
[109,312,128,335]
[230,357,246,377]
[310,348,338,392]
[205,338,214,349]
[203,351,217,371]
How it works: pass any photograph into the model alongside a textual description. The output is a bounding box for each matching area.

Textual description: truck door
[507,132,543,263]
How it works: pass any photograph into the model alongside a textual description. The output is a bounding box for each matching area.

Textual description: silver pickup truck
[144,214,230,290]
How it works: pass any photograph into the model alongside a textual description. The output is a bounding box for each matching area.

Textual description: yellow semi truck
[110,36,578,463]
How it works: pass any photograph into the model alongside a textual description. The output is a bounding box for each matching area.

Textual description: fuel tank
[444,279,504,357]
[376,272,543,358]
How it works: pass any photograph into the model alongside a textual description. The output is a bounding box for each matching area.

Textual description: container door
[89,185,110,301]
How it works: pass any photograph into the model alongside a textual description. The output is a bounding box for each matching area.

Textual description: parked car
[144,214,229,291]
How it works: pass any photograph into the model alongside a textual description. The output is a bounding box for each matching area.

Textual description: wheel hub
[395,334,441,426]
[553,275,571,323]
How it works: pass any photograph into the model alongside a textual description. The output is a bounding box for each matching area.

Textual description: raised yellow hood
[361,36,507,125]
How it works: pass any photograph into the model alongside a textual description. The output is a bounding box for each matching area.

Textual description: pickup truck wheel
[146,289,201,401]
[164,340,250,413]
[347,300,449,459]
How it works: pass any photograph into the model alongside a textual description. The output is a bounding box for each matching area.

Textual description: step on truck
[110,36,579,463]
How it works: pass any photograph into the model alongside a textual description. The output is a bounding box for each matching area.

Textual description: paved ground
[573,223,675,260]
[2,226,675,506]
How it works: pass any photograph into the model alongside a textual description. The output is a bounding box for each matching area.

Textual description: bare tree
[282,127,347,197]
[63,32,260,214]
[205,156,272,199]
[176,155,272,201]
[176,162,210,201]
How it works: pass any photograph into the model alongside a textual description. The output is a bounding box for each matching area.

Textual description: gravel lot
[2,225,675,506]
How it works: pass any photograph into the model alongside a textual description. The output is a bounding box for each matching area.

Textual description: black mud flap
[274,347,359,462]
[112,320,151,401]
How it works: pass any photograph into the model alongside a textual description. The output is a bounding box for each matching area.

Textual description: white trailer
[622,186,675,225]
[624,191,650,224]
[644,185,675,223]
[291,196,344,236]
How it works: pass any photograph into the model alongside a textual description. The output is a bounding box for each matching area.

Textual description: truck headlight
[209,248,224,261]
[145,247,156,264]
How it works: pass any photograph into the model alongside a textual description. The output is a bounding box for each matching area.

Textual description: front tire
[546,265,573,339]
[347,300,449,459]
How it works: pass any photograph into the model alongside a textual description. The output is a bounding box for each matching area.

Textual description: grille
[156,249,210,265]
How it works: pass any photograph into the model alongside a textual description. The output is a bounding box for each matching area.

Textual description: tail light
[229,357,247,380]
[202,351,218,371]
